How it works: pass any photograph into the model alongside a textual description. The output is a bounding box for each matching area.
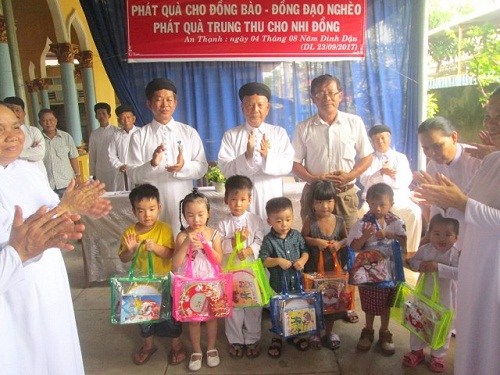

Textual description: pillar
[34,78,51,109]
[75,50,98,136]
[26,80,41,129]
[0,16,15,99]
[50,42,82,146]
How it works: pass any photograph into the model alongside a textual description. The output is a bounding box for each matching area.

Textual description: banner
[127,0,366,62]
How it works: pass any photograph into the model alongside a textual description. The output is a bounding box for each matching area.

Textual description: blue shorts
[139,317,182,338]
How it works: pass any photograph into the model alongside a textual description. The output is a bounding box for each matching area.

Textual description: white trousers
[224,306,262,345]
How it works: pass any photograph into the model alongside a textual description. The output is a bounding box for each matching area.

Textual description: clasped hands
[245,131,271,160]
[412,171,468,212]
[151,144,184,172]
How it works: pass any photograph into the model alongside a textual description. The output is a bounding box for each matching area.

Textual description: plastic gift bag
[110,242,171,324]
[270,270,324,339]
[303,250,355,315]
[223,232,274,308]
[172,234,233,322]
[391,272,454,349]
[347,240,405,288]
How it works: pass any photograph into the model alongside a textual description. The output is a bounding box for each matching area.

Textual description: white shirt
[20,124,47,177]
[89,125,118,190]
[292,111,373,183]
[0,160,84,374]
[218,210,266,265]
[127,118,208,235]
[218,122,294,222]
[359,149,414,201]
[108,126,139,191]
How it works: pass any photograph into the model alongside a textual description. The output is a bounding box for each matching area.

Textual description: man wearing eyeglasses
[218,82,294,223]
[292,74,373,232]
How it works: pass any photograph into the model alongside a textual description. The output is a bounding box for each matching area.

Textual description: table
[80,182,305,284]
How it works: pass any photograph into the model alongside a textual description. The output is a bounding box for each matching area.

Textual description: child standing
[118,183,185,366]
[173,188,223,372]
[347,182,406,355]
[218,175,266,359]
[259,197,309,358]
[403,214,459,373]
[302,180,348,350]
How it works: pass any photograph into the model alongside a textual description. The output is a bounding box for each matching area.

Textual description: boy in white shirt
[218,175,266,359]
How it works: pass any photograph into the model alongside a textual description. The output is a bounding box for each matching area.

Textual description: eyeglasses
[313,90,342,100]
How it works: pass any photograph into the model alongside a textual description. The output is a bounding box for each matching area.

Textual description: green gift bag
[223,232,274,308]
[110,241,171,324]
[391,272,454,349]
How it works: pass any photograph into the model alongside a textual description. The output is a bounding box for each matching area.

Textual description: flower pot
[214,182,225,194]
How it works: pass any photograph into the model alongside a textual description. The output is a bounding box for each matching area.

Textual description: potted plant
[205,164,226,193]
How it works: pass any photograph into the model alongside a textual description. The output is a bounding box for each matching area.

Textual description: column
[75,50,98,136]
[0,16,15,99]
[26,80,41,128]
[34,78,51,109]
[49,42,82,146]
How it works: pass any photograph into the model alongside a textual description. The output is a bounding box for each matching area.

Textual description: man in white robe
[89,102,118,190]
[218,82,294,223]
[108,104,139,191]
[0,103,110,374]
[127,78,208,235]
[4,96,47,177]
[359,124,422,255]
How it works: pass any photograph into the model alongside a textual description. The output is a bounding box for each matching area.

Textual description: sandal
[326,333,341,350]
[168,347,186,366]
[309,334,322,350]
[267,338,283,358]
[287,337,309,351]
[402,350,425,367]
[343,310,359,323]
[246,342,261,358]
[188,353,202,372]
[429,356,445,373]
[206,349,220,368]
[228,343,244,359]
[132,346,158,366]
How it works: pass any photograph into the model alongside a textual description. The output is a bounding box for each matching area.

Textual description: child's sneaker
[356,328,374,351]
[378,329,395,355]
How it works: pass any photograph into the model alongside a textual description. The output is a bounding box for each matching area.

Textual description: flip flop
[132,346,158,365]
[168,347,186,365]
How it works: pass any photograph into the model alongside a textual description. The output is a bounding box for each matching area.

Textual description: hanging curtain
[80,0,423,167]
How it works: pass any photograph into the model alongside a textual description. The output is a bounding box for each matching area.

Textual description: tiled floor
[65,245,455,375]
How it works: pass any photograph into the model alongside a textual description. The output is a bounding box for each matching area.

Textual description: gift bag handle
[281,268,305,296]
[227,231,249,267]
[318,248,343,276]
[184,233,222,278]
[128,240,154,279]
[415,272,440,303]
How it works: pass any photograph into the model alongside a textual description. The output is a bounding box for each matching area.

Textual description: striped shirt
[43,130,79,189]
[259,228,308,293]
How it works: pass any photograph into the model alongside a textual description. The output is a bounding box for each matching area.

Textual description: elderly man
[4,96,47,177]
[39,109,81,197]
[218,82,294,222]
[127,78,208,235]
[292,74,373,231]
[108,104,139,191]
[89,102,117,190]
[359,124,422,256]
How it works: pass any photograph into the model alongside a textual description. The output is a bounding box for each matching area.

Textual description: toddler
[172,188,223,372]
[403,214,459,373]
[118,183,184,366]
[347,182,406,355]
